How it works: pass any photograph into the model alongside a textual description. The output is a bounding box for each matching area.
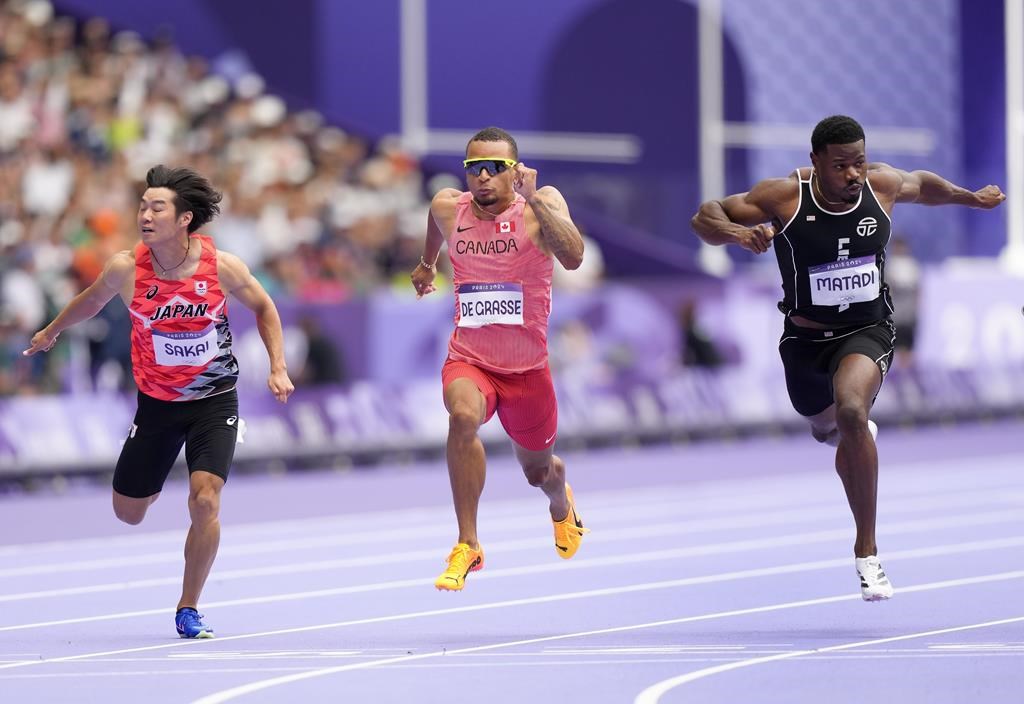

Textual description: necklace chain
[471,196,514,219]
[812,173,846,207]
[152,238,191,274]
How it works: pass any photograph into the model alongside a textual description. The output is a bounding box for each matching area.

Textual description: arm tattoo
[528,191,584,268]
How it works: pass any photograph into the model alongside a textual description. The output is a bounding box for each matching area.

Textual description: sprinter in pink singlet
[411,127,588,591]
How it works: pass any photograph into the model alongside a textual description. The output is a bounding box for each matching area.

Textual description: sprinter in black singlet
[691,115,1005,601]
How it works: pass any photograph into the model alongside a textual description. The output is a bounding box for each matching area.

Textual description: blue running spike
[175,607,215,639]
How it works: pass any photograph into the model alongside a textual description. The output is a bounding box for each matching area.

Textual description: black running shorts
[778,318,896,417]
[113,389,239,498]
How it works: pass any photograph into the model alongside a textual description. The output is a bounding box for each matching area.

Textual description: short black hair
[145,165,222,233]
[466,126,518,159]
[811,115,865,154]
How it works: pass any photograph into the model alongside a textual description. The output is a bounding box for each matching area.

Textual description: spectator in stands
[296,314,345,386]
[678,299,723,369]
[0,0,433,393]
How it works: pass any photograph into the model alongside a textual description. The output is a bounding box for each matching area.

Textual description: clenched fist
[738,223,775,254]
[972,185,1006,209]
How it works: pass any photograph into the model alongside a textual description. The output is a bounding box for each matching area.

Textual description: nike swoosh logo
[556,545,568,552]
[544,433,557,444]
[456,225,473,232]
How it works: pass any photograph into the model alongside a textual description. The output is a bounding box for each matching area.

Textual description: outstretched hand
[973,185,1006,209]
[738,223,776,254]
[23,328,58,356]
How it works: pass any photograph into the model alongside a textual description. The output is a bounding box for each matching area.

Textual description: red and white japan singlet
[128,235,239,401]
[447,192,553,374]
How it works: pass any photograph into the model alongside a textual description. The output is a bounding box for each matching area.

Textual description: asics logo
[226,416,237,426]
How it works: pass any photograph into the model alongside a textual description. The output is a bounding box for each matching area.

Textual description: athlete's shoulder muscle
[719,175,798,226]
[865,164,903,199]
[215,250,252,292]
[103,249,136,300]
[430,188,462,214]
[430,188,462,235]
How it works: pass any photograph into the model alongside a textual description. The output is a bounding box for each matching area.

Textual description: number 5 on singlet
[457,282,524,328]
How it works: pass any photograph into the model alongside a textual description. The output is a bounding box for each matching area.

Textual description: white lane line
[0,667,318,679]
[0,510,1020,634]
[0,453,1018,559]
[4,487,1018,602]
[1,545,1021,673]
[187,573,1024,704]
[632,616,1024,704]
[0,480,798,557]
[3,483,1020,580]
[16,650,1015,679]
[0,489,833,576]
[1,518,1020,633]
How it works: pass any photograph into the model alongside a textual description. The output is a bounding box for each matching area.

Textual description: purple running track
[0,420,1021,703]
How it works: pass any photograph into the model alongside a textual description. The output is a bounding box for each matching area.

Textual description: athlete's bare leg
[807,404,839,445]
[443,378,489,550]
[112,491,161,525]
[513,442,570,521]
[178,470,224,610]
[817,354,883,558]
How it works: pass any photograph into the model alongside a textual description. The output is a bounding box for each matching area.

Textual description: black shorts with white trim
[778,317,896,417]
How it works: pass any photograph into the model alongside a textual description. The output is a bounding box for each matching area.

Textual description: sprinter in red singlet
[411,127,587,591]
[24,165,293,637]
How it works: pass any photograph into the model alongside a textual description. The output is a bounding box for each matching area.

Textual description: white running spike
[855,555,895,601]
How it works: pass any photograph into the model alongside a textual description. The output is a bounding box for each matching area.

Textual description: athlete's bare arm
[523,186,584,270]
[217,251,294,403]
[866,163,1005,210]
[514,164,584,270]
[23,251,135,356]
[691,177,797,254]
[411,188,461,298]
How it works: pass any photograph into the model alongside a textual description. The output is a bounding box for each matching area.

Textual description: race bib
[809,255,880,307]
[153,323,218,366]
[457,282,524,328]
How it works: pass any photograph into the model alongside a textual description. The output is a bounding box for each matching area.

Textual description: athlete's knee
[448,407,481,439]
[188,483,221,523]
[522,460,551,487]
[114,507,146,525]
[521,453,561,487]
[834,401,869,435]
[810,426,837,444]
[113,495,152,525]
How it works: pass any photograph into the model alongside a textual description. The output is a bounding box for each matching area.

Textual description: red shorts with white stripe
[441,359,558,452]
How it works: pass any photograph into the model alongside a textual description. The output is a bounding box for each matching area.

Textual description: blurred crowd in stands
[0,0,453,394]
[0,0,909,400]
